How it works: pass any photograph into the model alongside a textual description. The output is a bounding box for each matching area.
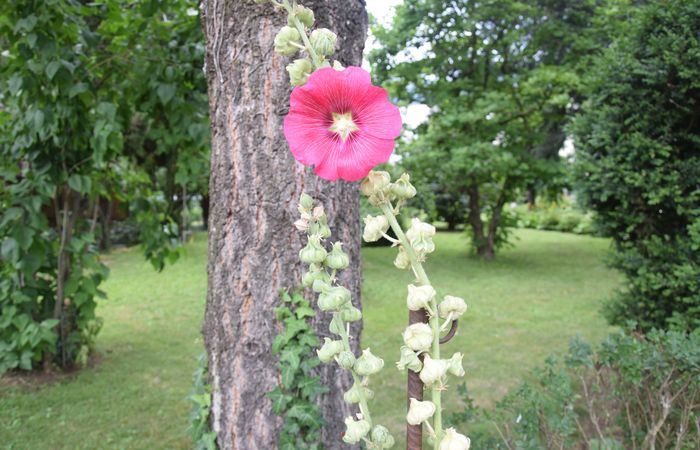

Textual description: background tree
[200,0,367,448]
[572,0,700,332]
[370,0,604,258]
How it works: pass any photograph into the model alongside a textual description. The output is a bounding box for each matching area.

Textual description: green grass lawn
[0,229,620,449]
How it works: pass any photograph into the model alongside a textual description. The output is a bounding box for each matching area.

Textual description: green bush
[514,203,599,235]
[449,329,700,449]
[572,0,700,331]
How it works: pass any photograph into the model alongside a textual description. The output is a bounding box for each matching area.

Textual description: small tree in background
[572,0,700,331]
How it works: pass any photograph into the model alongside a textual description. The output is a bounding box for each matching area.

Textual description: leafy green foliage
[0,0,207,371]
[370,0,608,257]
[267,289,328,450]
[188,353,218,450]
[450,329,700,449]
[514,202,600,235]
[572,0,700,331]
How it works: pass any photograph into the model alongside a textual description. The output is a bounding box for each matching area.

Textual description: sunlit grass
[0,229,619,449]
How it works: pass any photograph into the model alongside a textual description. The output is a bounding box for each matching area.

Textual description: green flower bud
[394,246,411,270]
[406,284,436,311]
[288,4,314,28]
[402,323,433,352]
[447,352,465,377]
[286,58,313,86]
[438,295,468,319]
[390,173,417,200]
[312,278,330,293]
[309,215,332,239]
[353,348,384,376]
[336,350,356,370]
[318,285,351,311]
[329,314,344,335]
[325,242,349,269]
[406,398,436,425]
[309,28,337,56]
[274,26,302,56]
[343,381,374,403]
[371,425,396,449]
[299,235,327,264]
[302,264,330,288]
[317,337,344,363]
[362,215,390,242]
[396,345,423,372]
[341,305,362,322]
[343,417,371,444]
[299,192,314,211]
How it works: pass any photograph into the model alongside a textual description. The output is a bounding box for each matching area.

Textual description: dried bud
[438,295,468,319]
[439,428,471,450]
[406,218,436,255]
[406,284,436,311]
[286,58,313,86]
[363,215,390,242]
[447,352,465,377]
[343,381,374,403]
[390,173,417,200]
[360,170,391,205]
[294,218,309,231]
[309,28,337,56]
[341,305,362,322]
[274,26,302,56]
[371,425,396,449]
[288,4,314,28]
[325,242,350,270]
[402,323,433,352]
[317,337,344,363]
[318,285,351,311]
[299,235,327,264]
[394,246,411,270]
[336,350,356,370]
[406,398,436,425]
[333,60,344,70]
[396,345,422,372]
[353,348,384,376]
[343,417,371,444]
[419,354,449,386]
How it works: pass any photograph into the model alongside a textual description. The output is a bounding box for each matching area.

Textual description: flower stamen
[329,111,359,142]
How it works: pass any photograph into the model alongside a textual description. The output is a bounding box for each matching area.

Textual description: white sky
[363,0,430,130]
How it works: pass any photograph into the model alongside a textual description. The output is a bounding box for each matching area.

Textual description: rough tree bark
[200,1,367,449]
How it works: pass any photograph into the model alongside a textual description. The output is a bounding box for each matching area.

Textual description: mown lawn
[0,229,620,449]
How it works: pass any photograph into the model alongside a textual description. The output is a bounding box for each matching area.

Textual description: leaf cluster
[267,289,328,450]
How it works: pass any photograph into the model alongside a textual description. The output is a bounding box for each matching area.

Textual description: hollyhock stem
[335,312,373,425]
[379,203,444,448]
[281,0,323,68]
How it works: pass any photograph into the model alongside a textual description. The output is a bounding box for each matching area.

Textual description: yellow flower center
[329,111,359,142]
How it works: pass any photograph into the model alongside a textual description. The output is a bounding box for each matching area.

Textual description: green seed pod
[325,242,349,270]
[353,348,384,376]
[371,425,396,449]
[286,58,313,86]
[343,417,371,444]
[302,266,330,288]
[309,215,332,239]
[312,278,330,293]
[343,381,374,404]
[341,305,362,322]
[318,285,351,311]
[390,173,417,200]
[274,26,302,56]
[396,345,423,372]
[336,350,356,370]
[317,337,344,363]
[329,314,344,335]
[360,170,391,198]
[309,28,337,56]
[299,192,314,211]
[299,235,327,264]
[288,4,314,28]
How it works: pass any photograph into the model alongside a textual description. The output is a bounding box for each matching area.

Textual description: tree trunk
[200,1,367,449]
[467,183,490,257]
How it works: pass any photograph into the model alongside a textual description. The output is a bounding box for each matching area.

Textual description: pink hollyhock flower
[284,66,402,181]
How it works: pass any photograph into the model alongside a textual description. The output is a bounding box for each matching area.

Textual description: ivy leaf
[266,387,290,415]
[286,404,323,429]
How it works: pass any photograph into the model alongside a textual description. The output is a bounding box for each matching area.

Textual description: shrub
[572,0,700,331]
[448,329,700,449]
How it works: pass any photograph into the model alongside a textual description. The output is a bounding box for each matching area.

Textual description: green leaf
[69,83,89,98]
[46,61,61,80]
[1,237,18,261]
[157,83,176,104]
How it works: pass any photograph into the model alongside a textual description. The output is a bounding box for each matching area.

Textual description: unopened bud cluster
[268,0,342,85]
[295,193,395,449]
[361,170,471,449]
